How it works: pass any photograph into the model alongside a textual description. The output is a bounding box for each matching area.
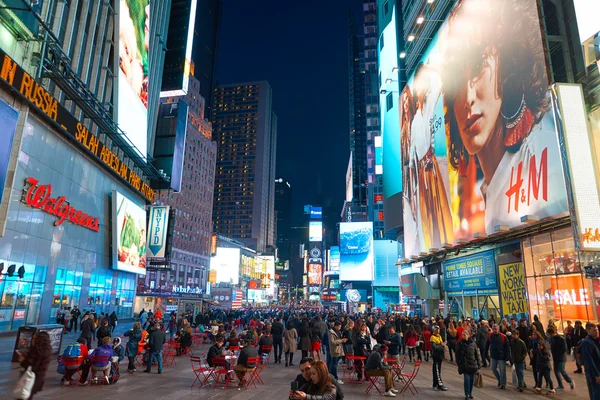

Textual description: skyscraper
[144,75,217,295]
[212,81,277,252]
[275,178,292,260]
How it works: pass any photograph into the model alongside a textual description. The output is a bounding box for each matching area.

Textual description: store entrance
[448,291,501,321]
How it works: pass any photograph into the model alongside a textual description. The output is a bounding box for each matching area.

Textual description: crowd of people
[12,306,600,400]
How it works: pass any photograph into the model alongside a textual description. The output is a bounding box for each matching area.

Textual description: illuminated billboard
[210,247,241,284]
[307,263,323,285]
[310,206,323,219]
[374,240,399,287]
[112,191,147,275]
[329,246,340,272]
[574,0,600,43]
[309,221,322,242]
[146,206,170,258]
[160,0,198,97]
[118,0,150,157]
[399,0,568,258]
[340,222,374,281]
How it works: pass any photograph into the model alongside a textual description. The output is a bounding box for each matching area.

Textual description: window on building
[386,92,393,111]
[383,0,389,15]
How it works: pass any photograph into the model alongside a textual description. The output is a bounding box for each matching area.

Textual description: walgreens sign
[22,177,100,232]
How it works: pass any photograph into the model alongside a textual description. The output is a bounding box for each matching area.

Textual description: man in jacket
[143,323,166,374]
[80,313,95,349]
[572,320,587,373]
[207,336,226,367]
[581,322,600,400]
[258,330,273,357]
[328,321,347,382]
[271,317,285,364]
[385,327,402,362]
[365,345,397,397]
[430,325,448,391]
[476,321,490,367]
[510,330,528,391]
[485,324,510,389]
[69,306,81,333]
[234,339,258,387]
[547,327,574,390]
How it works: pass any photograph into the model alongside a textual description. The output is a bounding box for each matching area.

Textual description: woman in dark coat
[123,322,142,373]
[17,331,52,399]
[456,330,481,400]
[299,319,312,359]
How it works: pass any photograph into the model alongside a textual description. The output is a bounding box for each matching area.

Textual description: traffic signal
[7,264,16,277]
[0,262,3,274]
[17,265,25,279]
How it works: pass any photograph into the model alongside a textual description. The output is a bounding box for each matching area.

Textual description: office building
[137,75,217,311]
[275,178,292,260]
[212,81,277,252]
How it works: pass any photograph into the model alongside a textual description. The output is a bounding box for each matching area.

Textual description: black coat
[80,318,95,340]
[96,325,111,342]
[148,329,166,353]
[271,322,284,343]
[456,338,481,374]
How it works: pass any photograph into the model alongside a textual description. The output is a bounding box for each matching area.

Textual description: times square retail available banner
[399,0,568,258]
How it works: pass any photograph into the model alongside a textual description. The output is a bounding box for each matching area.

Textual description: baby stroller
[108,357,120,384]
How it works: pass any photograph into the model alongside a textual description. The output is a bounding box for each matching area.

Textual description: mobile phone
[291,381,299,391]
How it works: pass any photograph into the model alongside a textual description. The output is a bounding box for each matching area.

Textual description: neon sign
[22,177,100,232]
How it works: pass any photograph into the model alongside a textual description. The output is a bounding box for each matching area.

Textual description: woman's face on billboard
[452,53,502,156]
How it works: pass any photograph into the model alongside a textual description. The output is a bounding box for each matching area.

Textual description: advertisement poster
[550,274,593,321]
[147,206,170,258]
[329,246,340,271]
[443,251,496,293]
[340,222,374,281]
[209,247,240,285]
[374,240,400,287]
[113,191,147,275]
[499,262,528,316]
[0,99,18,207]
[399,0,568,258]
[308,263,323,285]
[118,0,149,157]
[309,221,323,242]
[211,287,232,308]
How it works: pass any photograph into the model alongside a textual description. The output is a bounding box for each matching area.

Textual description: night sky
[217,0,362,235]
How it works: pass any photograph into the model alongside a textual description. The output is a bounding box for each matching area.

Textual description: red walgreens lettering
[23,177,100,232]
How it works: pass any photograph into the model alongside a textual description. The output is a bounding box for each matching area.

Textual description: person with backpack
[456,330,481,400]
[485,324,510,389]
[571,320,587,374]
[547,327,574,390]
[62,338,90,386]
[430,325,448,391]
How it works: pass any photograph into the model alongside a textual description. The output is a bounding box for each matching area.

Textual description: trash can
[12,324,64,362]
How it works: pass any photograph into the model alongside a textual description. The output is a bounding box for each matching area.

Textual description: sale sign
[550,274,594,321]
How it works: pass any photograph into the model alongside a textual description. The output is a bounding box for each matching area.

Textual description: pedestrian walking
[485,324,510,389]
[456,330,481,400]
[547,327,575,391]
[431,325,448,391]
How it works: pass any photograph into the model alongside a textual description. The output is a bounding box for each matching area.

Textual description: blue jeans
[464,372,475,396]
[553,360,572,388]
[328,357,340,379]
[515,362,525,388]
[146,350,163,372]
[491,358,506,386]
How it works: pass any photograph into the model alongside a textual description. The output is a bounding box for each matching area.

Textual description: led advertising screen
[248,289,265,302]
[0,99,18,207]
[340,222,374,281]
[113,191,147,275]
[210,247,241,285]
[310,206,322,219]
[329,246,340,272]
[399,0,567,258]
[574,0,600,43]
[308,263,323,285]
[374,240,400,287]
[118,0,150,157]
[309,221,323,242]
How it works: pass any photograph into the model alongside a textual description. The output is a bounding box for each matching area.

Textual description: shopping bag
[474,372,483,388]
[570,348,575,361]
[512,365,517,386]
[13,366,35,400]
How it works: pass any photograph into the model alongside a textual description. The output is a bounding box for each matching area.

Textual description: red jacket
[422,330,432,351]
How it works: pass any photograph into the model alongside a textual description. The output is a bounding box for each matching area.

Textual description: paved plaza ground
[0,322,592,399]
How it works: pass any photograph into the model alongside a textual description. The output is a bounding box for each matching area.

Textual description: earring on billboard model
[502,93,535,147]
[458,148,468,178]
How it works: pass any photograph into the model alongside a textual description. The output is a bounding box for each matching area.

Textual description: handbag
[13,366,35,400]
[474,371,483,388]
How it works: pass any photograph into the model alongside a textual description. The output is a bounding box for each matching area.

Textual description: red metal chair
[260,345,273,365]
[400,360,421,394]
[190,355,213,388]
[393,355,408,382]
[89,355,111,385]
[238,356,261,389]
[365,371,385,395]
[211,356,232,389]
[62,356,84,387]
[163,342,178,367]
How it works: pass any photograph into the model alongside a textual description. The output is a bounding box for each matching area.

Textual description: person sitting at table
[365,344,398,397]
[177,323,193,355]
[258,330,273,357]
[207,336,226,367]
[63,337,91,385]
[234,339,258,387]
[290,360,338,400]
[294,357,344,399]
[228,330,240,349]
